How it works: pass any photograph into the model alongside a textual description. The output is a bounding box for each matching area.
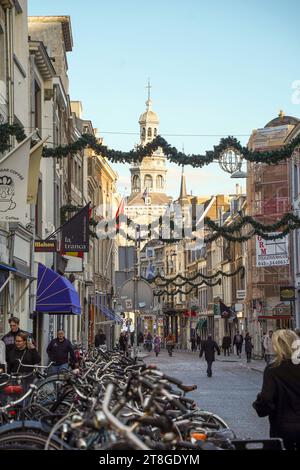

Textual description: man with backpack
[233,330,243,357]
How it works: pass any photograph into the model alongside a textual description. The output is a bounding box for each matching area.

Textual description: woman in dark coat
[199,334,220,377]
[253,329,300,450]
[245,332,253,363]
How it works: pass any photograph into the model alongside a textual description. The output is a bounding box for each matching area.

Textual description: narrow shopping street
[145,350,269,439]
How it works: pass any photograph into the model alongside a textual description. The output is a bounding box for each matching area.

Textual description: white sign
[235,303,244,312]
[125,299,133,309]
[236,290,246,300]
[256,234,289,267]
[0,135,32,222]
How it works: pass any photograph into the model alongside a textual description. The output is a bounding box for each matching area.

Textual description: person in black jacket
[2,316,34,354]
[199,334,220,377]
[46,330,77,374]
[94,329,106,348]
[222,335,231,356]
[245,332,253,363]
[253,329,300,450]
[6,332,40,374]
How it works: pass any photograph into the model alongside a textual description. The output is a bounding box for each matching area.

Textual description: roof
[265,115,299,128]
[28,16,73,52]
[127,192,172,206]
[139,110,159,124]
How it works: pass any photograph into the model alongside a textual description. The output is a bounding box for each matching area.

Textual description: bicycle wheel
[31,374,68,408]
[0,430,67,450]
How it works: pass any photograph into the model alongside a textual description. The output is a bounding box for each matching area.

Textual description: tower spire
[145,79,152,111]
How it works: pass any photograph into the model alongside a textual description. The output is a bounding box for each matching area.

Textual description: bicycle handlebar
[0,384,37,411]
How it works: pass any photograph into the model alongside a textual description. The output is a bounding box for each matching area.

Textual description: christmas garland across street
[144,265,245,284]
[154,278,222,296]
[1,123,300,166]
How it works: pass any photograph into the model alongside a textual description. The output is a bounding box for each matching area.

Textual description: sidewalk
[216,354,265,373]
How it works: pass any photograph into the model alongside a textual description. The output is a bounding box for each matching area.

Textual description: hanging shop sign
[61,204,90,253]
[256,234,289,267]
[34,240,57,252]
[280,286,295,302]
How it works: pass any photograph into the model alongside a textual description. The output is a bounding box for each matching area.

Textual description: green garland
[2,123,300,167]
[205,212,300,243]
[154,278,222,296]
[144,265,245,284]
[0,123,27,154]
[40,133,300,166]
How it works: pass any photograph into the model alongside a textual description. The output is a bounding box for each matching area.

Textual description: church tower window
[144,175,153,189]
[156,175,163,189]
[154,128,157,136]
[147,128,152,137]
[142,127,146,137]
[132,175,140,191]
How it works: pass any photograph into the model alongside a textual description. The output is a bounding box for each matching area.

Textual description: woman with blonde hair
[253,329,300,450]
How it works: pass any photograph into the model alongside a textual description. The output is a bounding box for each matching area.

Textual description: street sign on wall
[236,290,246,300]
[256,234,289,267]
[280,286,295,302]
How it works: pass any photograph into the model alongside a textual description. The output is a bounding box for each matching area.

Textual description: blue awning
[36,263,81,315]
[99,301,123,324]
[0,263,17,272]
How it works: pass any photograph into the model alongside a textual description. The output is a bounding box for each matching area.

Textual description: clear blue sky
[29,0,300,198]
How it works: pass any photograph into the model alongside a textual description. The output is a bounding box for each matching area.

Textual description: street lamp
[230,168,247,178]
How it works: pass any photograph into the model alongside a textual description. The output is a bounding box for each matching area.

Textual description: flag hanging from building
[115,198,125,233]
[0,133,33,222]
[219,300,236,319]
[27,137,48,204]
[146,262,155,280]
[60,203,90,253]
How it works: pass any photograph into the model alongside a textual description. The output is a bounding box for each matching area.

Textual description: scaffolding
[247,155,293,325]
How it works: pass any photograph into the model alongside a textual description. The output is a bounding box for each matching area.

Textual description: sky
[28,0,300,198]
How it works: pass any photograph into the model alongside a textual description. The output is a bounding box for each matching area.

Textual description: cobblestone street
[145,350,269,440]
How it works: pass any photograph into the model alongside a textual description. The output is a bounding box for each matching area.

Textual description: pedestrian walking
[245,332,253,363]
[222,335,231,356]
[199,333,220,377]
[94,328,106,348]
[119,331,128,354]
[190,335,196,352]
[261,331,267,360]
[253,329,300,450]
[264,330,275,365]
[196,334,202,351]
[2,316,34,354]
[153,335,161,356]
[137,331,144,347]
[165,332,176,356]
[233,330,243,357]
[46,330,77,374]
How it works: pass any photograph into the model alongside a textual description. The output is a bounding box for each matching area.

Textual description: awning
[0,263,17,272]
[99,303,123,324]
[35,263,81,315]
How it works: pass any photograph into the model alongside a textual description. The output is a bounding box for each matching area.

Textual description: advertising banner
[256,234,289,267]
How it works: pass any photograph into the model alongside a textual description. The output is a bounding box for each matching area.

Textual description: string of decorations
[2,123,300,167]
[205,213,300,234]
[205,216,300,243]
[153,278,222,296]
[0,123,27,154]
[143,265,245,284]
